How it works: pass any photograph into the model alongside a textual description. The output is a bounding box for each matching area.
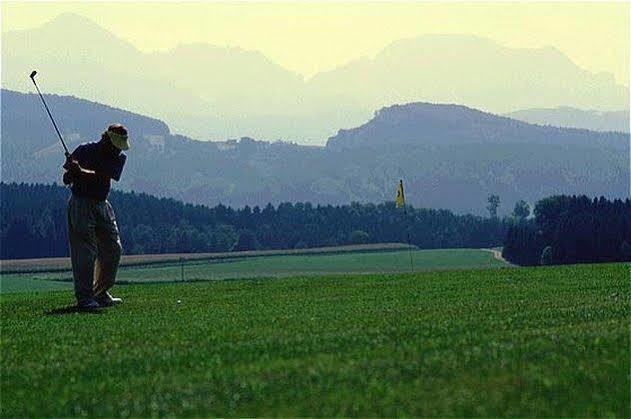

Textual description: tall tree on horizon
[487,195,500,219]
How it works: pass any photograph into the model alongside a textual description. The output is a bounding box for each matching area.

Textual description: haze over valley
[2,7,628,216]
[2,89,627,215]
[2,13,628,143]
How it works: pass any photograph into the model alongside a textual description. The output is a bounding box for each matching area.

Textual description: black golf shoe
[95,292,123,306]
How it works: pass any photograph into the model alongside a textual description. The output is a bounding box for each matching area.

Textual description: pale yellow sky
[2,2,629,86]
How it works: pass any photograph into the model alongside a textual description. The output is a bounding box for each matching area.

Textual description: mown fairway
[1,263,628,416]
[116,248,506,282]
[0,248,506,293]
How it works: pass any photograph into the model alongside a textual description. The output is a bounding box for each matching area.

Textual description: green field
[0,275,74,293]
[1,262,628,416]
[1,248,506,293]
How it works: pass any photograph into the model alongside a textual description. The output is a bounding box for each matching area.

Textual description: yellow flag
[395,179,405,207]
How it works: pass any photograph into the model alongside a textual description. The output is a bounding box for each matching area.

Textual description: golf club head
[30,70,37,80]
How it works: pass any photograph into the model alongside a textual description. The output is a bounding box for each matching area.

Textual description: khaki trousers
[67,195,122,303]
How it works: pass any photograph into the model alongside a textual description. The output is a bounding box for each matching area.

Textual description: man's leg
[67,196,98,304]
[93,201,122,299]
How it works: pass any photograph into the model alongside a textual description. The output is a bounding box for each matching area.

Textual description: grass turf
[1,248,507,293]
[0,275,73,293]
[117,248,507,282]
[1,262,628,416]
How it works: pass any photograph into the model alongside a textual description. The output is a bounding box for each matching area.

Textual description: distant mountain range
[2,89,628,215]
[504,107,629,133]
[2,13,628,144]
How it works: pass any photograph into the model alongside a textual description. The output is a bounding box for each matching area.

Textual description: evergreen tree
[1,182,513,259]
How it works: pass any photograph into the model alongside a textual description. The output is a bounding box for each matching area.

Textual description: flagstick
[403,203,414,272]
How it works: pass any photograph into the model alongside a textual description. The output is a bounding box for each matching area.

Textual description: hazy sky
[2,1,629,86]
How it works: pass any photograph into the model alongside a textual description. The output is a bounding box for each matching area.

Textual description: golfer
[63,124,130,309]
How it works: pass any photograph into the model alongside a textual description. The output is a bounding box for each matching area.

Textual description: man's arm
[64,154,125,182]
[65,159,110,181]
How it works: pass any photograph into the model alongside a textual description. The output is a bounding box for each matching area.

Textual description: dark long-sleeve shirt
[70,142,126,201]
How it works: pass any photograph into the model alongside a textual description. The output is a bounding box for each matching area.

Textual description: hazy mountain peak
[6,11,140,56]
[42,12,102,29]
[3,15,628,142]
[162,41,297,73]
[371,102,491,125]
[378,34,577,66]
[326,100,630,150]
[326,101,493,149]
[37,13,134,48]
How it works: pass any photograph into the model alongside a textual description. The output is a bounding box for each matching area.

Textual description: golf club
[29,70,70,157]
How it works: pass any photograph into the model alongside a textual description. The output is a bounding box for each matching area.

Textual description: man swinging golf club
[30,70,129,309]
[63,124,130,309]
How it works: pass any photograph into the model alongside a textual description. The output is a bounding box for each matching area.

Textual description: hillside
[1,89,628,215]
[3,13,628,143]
[504,107,630,133]
[325,103,628,213]
[327,102,628,150]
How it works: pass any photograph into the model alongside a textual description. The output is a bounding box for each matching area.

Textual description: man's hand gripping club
[63,155,110,185]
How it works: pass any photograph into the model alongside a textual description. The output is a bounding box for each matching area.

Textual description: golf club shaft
[30,76,70,156]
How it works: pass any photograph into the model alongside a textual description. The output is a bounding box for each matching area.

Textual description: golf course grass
[1,248,507,293]
[0,274,73,293]
[1,262,628,416]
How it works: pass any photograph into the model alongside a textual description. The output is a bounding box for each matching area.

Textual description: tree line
[502,195,631,265]
[1,182,506,259]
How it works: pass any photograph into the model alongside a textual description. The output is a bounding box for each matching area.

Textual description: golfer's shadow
[44,305,104,315]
